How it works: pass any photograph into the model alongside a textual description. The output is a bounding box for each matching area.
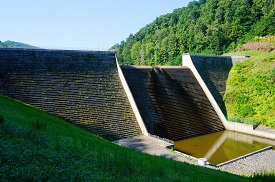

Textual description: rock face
[121,66,225,142]
[0,48,141,140]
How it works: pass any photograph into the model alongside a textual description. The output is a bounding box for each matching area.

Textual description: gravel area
[254,125,275,134]
[217,149,275,175]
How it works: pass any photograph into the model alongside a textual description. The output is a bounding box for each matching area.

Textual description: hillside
[112,0,275,128]
[0,40,37,49]
[0,94,251,181]
[113,0,275,66]
[224,50,275,127]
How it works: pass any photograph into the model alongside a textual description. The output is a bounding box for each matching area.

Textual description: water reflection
[174,130,275,165]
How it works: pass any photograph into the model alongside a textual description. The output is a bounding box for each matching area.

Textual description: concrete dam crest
[0,48,244,141]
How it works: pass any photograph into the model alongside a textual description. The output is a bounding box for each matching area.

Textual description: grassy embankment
[0,94,252,181]
[224,51,275,127]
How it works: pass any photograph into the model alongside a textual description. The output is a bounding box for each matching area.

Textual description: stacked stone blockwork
[0,48,141,140]
[121,66,225,142]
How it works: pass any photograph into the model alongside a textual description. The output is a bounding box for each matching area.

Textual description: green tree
[114,0,275,65]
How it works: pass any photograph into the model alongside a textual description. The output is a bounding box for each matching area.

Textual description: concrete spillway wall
[121,66,225,141]
[0,48,141,140]
[183,54,248,115]
[182,54,248,130]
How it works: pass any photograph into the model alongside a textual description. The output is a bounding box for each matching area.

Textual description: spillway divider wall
[115,55,149,136]
[182,54,229,129]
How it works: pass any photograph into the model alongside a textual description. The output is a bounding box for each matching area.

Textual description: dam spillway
[121,66,225,141]
[0,48,230,142]
[0,48,141,140]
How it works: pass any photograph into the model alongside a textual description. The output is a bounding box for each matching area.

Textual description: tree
[113,0,275,65]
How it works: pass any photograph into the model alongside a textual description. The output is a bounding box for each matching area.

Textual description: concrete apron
[114,136,196,164]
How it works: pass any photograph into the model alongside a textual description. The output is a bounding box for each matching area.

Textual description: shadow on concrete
[114,137,150,151]
[122,66,225,142]
[190,55,234,117]
[121,66,164,136]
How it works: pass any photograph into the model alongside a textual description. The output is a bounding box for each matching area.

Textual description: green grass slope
[0,94,249,181]
[224,51,275,127]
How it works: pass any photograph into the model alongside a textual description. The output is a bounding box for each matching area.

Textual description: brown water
[174,130,274,165]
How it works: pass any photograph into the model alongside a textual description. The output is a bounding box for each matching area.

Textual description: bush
[224,51,275,127]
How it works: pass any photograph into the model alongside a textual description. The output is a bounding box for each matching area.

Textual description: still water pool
[174,130,274,165]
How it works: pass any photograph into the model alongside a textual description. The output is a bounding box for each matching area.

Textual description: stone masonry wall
[0,48,141,140]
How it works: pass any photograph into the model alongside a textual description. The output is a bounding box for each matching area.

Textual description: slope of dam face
[0,48,141,140]
[188,55,247,115]
[121,66,225,141]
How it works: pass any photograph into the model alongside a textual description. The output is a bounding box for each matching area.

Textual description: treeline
[113,0,275,65]
[0,40,36,49]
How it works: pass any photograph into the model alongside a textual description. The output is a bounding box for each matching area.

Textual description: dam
[0,48,141,140]
[0,48,229,142]
[1,48,275,165]
[0,48,248,141]
[121,66,225,141]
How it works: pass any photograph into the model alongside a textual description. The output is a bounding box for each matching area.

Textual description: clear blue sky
[1,0,191,50]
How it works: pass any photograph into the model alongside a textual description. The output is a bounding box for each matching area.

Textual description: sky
[1,0,192,50]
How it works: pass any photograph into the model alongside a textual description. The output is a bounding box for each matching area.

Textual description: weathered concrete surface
[0,48,141,140]
[227,121,275,140]
[121,66,225,142]
[182,55,230,130]
[183,54,248,116]
[116,57,148,136]
[114,136,196,164]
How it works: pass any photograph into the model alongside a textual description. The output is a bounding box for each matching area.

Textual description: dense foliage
[224,51,275,127]
[0,95,249,181]
[113,0,275,65]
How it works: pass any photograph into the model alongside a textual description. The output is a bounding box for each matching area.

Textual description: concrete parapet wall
[115,56,148,136]
[182,55,229,128]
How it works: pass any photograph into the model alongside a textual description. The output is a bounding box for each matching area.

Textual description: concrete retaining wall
[182,54,250,130]
[182,54,275,140]
[183,54,248,115]
[226,121,275,140]
[115,56,148,136]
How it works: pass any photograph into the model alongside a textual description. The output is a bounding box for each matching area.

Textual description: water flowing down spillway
[121,66,225,142]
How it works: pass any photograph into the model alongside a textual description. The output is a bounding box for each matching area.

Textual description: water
[174,130,274,165]
[152,68,175,99]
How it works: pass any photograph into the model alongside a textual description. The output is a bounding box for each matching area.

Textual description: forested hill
[0,40,37,49]
[113,0,275,66]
